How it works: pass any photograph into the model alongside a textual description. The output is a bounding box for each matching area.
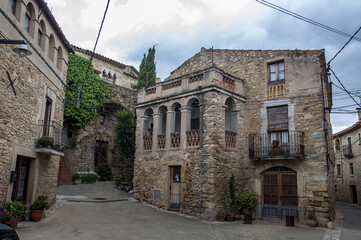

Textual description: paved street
[337,202,361,240]
[18,182,332,240]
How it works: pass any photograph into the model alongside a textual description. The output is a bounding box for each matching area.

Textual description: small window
[8,0,15,13]
[350,163,354,176]
[336,164,341,176]
[100,114,105,125]
[24,12,30,32]
[269,61,285,82]
[335,139,340,151]
[37,29,42,46]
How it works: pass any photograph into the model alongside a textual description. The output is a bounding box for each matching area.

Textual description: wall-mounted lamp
[0,39,32,57]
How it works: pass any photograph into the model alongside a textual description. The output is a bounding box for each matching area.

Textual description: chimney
[358,108,361,121]
[156,77,161,83]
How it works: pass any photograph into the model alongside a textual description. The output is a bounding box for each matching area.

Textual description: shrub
[31,195,49,210]
[308,209,317,221]
[81,174,97,184]
[218,210,226,218]
[1,201,27,219]
[0,208,16,228]
[72,173,80,185]
[37,136,54,147]
[96,164,112,180]
[237,191,258,210]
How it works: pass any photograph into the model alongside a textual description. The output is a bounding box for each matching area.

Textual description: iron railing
[343,145,353,158]
[37,120,68,148]
[249,131,305,160]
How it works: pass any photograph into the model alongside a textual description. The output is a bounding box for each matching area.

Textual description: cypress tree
[134,53,147,88]
[144,46,156,86]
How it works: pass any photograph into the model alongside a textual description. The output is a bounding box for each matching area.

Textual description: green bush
[81,174,97,184]
[1,201,28,219]
[31,195,49,210]
[237,191,258,210]
[37,136,54,147]
[72,173,80,185]
[115,173,133,187]
[96,164,112,180]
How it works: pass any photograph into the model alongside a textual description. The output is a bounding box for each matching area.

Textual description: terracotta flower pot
[219,216,225,222]
[234,213,240,221]
[308,220,317,227]
[30,210,44,222]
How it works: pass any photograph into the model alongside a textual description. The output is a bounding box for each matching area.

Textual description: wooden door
[170,166,181,210]
[94,141,108,168]
[12,156,31,202]
[262,167,298,219]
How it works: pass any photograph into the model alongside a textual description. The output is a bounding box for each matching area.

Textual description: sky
[46,0,361,133]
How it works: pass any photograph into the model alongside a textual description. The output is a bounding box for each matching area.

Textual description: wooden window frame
[268,61,285,82]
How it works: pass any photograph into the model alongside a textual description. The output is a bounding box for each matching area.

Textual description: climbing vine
[64,54,111,127]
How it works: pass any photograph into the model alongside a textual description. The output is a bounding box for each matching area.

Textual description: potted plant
[0,208,16,229]
[218,210,226,222]
[307,210,318,227]
[146,128,153,137]
[224,194,233,221]
[37,136,54,148]
[96,163,112,181]
[1,201,27,228]
[237,191,258,224]
[30,195,49,222]
[271,140,281,155]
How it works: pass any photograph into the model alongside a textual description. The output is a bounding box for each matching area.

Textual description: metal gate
[170,166,181,210]
[263,166,298,219]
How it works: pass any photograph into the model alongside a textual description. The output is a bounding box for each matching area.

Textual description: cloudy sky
[46,0,361,133]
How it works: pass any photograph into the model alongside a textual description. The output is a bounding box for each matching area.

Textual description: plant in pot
[237,191,258,224]
[37,136,54,148]
[224,194,233,221]
[96,163,112,181]
[30,195,49,222]
[271,140,281,156]
[146,128,153,137]
[307,210,318,227]
[218,210,226,222]
[1,201,28,228]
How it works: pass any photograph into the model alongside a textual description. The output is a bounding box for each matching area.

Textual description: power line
[327,26,361,66]
[255,0,361,42]
[329,68,361,108]
[78,0,111,107]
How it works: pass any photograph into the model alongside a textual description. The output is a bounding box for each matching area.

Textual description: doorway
[12,156,31,202]
[94,140,108,168]
[262,166,298,219]
[351,185,358,204]
[169,166,181,210]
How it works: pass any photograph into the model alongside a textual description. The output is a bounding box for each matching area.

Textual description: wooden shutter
[267,105,288,131]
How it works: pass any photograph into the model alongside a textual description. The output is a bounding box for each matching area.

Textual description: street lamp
[0,39,32,57]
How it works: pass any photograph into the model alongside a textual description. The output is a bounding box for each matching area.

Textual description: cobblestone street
[16,182,336,240]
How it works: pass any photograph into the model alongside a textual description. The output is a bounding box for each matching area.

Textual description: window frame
[349,163,354,176]
[268,61,285,82]
[336,164,341,177]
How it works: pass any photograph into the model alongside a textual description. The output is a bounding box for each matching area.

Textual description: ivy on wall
[64,54,111,127]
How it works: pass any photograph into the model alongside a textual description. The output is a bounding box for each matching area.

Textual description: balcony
[249,131,305,160]
[36,120,68,156]
[343,145,354,158]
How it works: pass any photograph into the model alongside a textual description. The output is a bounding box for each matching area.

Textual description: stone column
[152,113,160,152]
[180,107,191,150]
[165,110,174,150]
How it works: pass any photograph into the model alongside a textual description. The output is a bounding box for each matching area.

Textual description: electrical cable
[329,68,361,108]
[256,0,361,42]
[328,26,361,66]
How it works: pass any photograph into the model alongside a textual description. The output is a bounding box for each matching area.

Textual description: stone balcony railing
[343,145,354,158]
[138,67,244,103]
[143,135,153,151]
[186,130,200,147]
[249,131,305,160]
[268,81,285,99]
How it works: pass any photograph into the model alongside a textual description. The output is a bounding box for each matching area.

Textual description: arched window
[37,20,47,50]
[56,46,63,70]
[171,103,181,148]
[225,98,237,148]
[8,0,15,13]
[186,99,200,147]
[48,34,55,62]
[143,109,154,151]
[24,3,36,37]
[157,106,167,149]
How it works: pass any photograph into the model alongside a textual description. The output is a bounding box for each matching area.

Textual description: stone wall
[135,48,334,225]
[65,84,137,178]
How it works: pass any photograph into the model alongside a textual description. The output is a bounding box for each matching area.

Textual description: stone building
[63,46,138,178]
[0,0,72,205]
[134,48,335,226]
[333,111,361,205]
